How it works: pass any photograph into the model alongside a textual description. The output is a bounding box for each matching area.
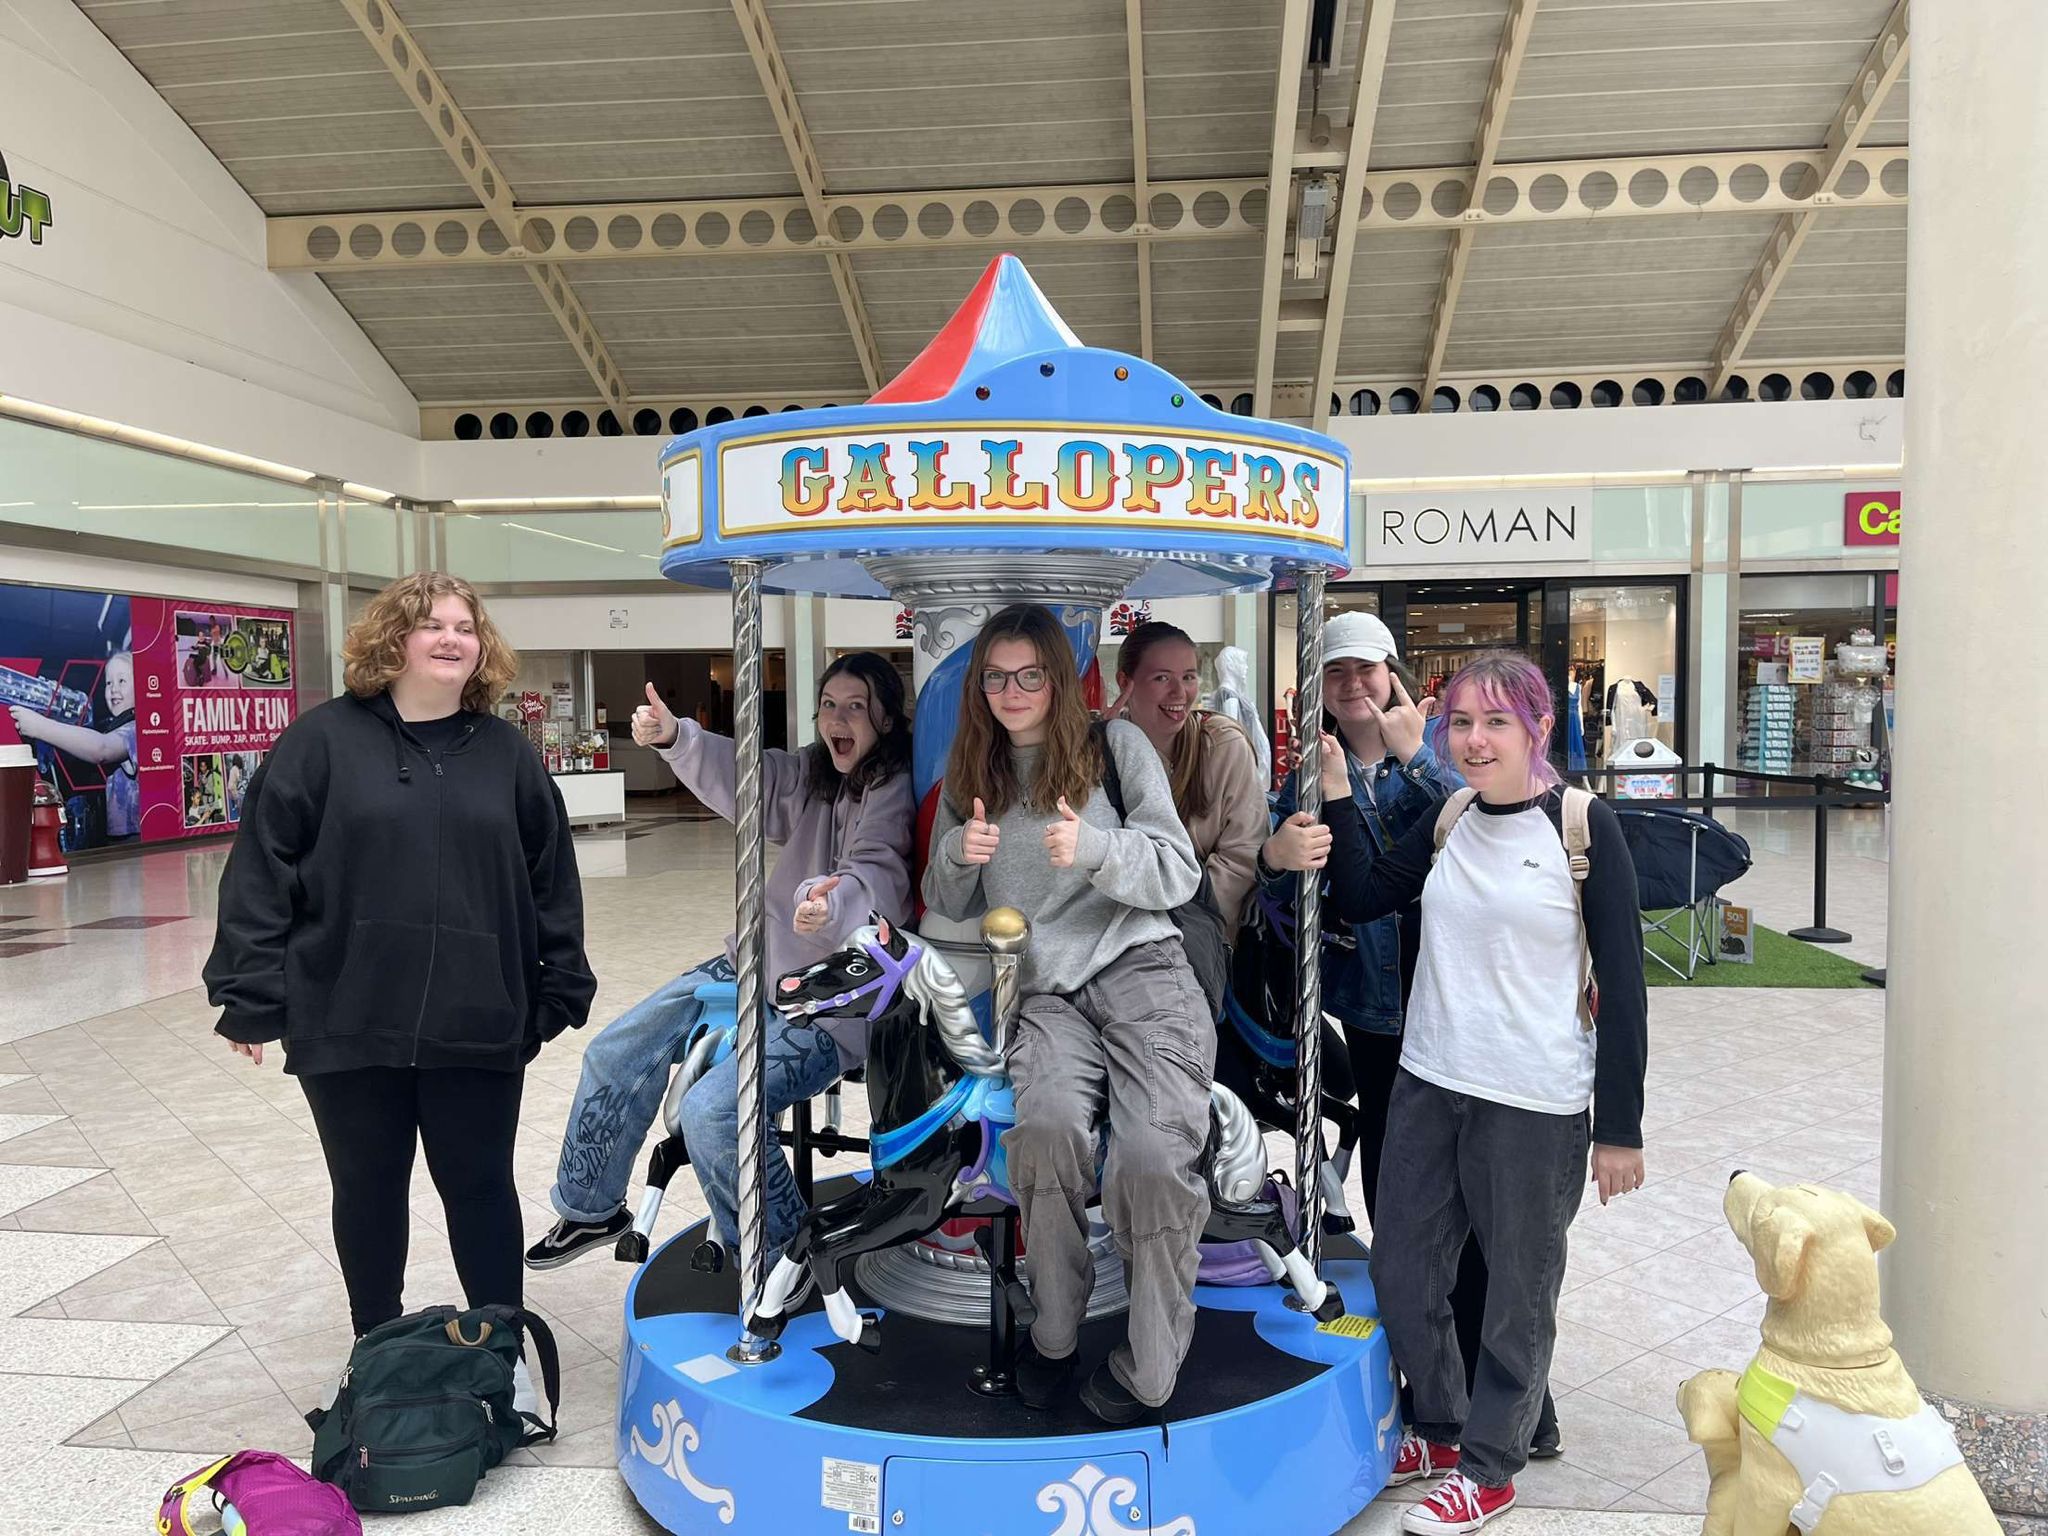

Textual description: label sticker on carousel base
[822,1456,881,1531]
[1316,1313,1380,1340]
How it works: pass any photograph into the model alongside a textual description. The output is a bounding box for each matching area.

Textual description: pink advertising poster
[130,597,298,844]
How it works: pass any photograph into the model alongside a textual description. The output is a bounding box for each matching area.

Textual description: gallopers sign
[663,427,1341,550]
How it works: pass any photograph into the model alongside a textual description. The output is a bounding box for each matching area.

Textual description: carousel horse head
[773,916,1004,1079]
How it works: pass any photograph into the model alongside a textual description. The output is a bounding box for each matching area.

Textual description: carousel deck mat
[632,1174,1367,1438]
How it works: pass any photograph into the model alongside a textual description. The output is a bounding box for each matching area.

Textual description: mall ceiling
[85,0,1909,434]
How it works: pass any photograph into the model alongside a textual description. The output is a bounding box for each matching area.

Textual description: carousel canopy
[658,254,1351,597]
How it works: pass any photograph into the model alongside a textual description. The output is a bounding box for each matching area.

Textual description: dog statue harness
[1737,1361,1965,1531]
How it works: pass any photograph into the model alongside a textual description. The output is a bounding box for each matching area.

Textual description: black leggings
[299,1065,526,1337]
[1346,1027,1559,1447]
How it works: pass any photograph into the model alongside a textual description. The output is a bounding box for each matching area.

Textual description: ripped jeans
[550,955,841,1258]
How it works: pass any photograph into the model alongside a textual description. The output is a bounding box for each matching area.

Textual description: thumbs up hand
[794,875,840,936]
[962,796,1001,864]
[1044,795,1083,869]
[632,682,680,749]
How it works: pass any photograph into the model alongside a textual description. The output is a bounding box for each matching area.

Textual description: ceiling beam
[1252,0,1315,416]
[1126,0,1154,360]
[1708,0,1909,394]
[334,0,630,408]
[1420,0,1541,402]
[727,0,882,393]
[267,146,1910,274]
[1309,0,1398,430]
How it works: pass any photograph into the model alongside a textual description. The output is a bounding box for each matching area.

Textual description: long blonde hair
[343,572,517,715]
[944,603,1101,818]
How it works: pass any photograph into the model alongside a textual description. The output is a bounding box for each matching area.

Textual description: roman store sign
[1363,487,1594,566]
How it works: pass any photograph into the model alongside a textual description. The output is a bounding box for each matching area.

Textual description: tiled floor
[0,804,1896,1535]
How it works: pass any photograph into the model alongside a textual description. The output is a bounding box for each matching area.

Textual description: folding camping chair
[1612,805,1754,980]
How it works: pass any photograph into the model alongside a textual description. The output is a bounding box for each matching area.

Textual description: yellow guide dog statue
[1677,1173,1999,1536]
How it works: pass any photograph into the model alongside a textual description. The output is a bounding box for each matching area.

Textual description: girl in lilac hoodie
[530,652,915,1269]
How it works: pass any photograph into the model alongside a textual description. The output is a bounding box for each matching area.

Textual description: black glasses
[980,666,1049,695]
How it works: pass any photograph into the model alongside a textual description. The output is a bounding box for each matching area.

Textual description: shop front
[1269,482,1691,787]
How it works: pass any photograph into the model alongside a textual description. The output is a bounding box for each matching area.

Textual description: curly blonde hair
[343,572,517,715]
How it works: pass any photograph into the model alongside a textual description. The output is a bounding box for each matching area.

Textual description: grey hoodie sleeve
[921,789,987,920]
[656,720,808,843]
[796,771,918,943]
[1073,719,1202,912]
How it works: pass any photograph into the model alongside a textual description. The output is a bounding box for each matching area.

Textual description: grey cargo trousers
[1004,937,1217,1408]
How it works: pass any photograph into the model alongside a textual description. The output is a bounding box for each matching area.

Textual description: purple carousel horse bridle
[780,935,921,1022]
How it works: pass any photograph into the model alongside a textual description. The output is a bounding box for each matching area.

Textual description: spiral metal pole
[1291,567,1327,1273]
[727,559,776,1362]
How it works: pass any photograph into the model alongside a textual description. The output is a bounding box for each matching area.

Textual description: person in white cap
[1262,609,1457,1207]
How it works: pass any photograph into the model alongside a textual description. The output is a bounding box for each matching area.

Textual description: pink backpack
[159,1451,361,1536]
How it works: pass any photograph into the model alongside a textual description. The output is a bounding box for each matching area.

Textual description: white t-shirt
[1400,802,1595,1116]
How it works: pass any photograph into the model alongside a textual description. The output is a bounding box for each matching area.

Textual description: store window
[1404,591,1533,698]
[1738,573,1890,787]
[1568,584,1681,770]
[1271,588,1382,786]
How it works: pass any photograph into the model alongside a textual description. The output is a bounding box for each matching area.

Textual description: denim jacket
[1267,740,1463,1036]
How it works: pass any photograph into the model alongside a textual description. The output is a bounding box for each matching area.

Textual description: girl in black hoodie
[204,572,595,1338]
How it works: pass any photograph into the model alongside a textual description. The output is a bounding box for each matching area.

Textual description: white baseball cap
[1323,609,1399,665]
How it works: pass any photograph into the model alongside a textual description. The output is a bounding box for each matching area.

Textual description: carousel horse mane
[1207,1076,1267,1205]
[844,922,1004,1080]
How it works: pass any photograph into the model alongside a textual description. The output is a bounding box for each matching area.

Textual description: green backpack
[308,1304,561,1513]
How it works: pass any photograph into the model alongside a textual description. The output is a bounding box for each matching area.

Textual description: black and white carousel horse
[738,917,1342,1349]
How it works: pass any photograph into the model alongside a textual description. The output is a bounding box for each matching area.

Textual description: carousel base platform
[617,1176,1399,1536]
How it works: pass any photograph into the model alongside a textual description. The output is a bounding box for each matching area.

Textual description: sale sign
[1845,491,1901,547]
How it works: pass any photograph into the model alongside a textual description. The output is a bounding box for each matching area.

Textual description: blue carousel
[613,255,1397,1536]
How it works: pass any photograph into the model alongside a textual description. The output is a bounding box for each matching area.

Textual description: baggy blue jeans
[549,954,841,1256]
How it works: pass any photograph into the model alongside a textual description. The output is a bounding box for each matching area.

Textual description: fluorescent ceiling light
[503,522,626,554]
[448,496,663,512]
[0,395,319,485]
[76,500,314,511]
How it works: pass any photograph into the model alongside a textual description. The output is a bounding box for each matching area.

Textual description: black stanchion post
[1789,775,1853,944]
[1702,762,1717,823]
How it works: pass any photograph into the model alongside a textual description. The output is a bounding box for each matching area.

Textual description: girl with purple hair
[1320,651,1649,1536]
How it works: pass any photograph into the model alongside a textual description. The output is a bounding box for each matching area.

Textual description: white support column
[1882,0,2048,1513]
[789,594,824,748]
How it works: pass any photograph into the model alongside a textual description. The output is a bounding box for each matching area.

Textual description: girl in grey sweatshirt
[922,603,1215,1426]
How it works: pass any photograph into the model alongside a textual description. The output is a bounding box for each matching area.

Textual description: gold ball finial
[981,907,1032,955]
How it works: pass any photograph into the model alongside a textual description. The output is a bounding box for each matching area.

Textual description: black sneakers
[525,1208,633,1270]
[1079,1362,1149,1426]
[1014,1340,1077,1409]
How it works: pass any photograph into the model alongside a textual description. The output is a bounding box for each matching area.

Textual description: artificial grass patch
[1641,913,1878,989]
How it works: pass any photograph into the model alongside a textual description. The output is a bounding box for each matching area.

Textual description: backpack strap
[491,1305,562,1444]
[1559,786,1597,1034]
[1091,720,1127,824]
[1430,788,1481,864]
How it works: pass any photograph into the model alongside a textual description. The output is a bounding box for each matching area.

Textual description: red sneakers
[1388,1430,1461,1486]
[1400,1471,1517,1533]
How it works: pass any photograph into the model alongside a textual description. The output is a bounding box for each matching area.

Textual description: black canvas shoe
[1014,1340,1077,1409]
[1079,1362,1150,1426]
[525,1208,633,1270]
